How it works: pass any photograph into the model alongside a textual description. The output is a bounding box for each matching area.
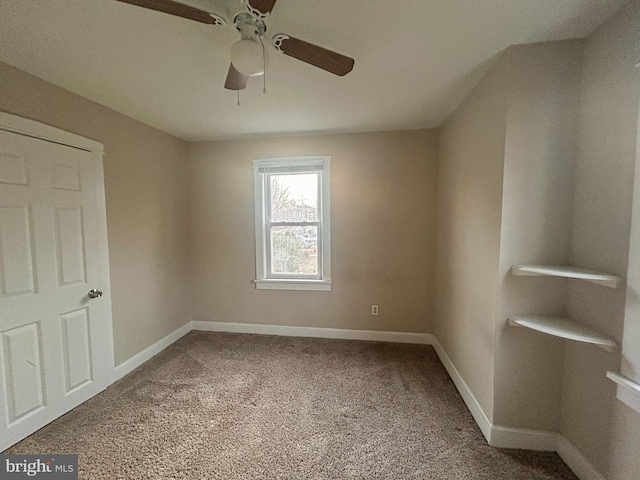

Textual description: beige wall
[624,114,640,386]
[0,61,192,365]
[614,105,640,480]
[494,40,582,430]
[563,3,640,479]
[435,14,640,475]
[188,130,437,333]
[3,6,639,475]
[434,55,510,421]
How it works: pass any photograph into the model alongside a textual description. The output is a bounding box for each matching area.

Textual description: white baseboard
[111,321,604,480]
[490,425,558,451]
[191,321,435,345]
[432,337,605,479]
[557,435,606,480]
[113,321,433,382]
[113,322,192,381]
[431,337,559,451]
[430,337,493,442]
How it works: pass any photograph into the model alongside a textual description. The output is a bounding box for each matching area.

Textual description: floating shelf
[511,264,622,289]
[606,371,640,413]
[606,371,640,395]
[508,315,617,352]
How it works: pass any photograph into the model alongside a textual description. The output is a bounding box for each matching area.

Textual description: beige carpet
[6,332,577,479]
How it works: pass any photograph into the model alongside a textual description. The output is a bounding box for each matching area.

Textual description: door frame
[0,111,115,384]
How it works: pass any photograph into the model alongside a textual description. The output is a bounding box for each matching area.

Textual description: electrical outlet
[371,305,379,316]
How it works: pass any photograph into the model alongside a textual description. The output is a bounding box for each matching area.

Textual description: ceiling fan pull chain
[260,36,267,94]
[237,90,241,106]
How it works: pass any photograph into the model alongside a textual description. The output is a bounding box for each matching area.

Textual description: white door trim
[0,112,104,153]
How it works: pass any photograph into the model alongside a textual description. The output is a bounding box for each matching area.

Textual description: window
[253,156,331,291]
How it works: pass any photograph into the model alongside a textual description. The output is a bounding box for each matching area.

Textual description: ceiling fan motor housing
[233,12,266,36]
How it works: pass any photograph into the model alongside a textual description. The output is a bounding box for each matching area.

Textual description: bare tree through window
[269,174,319,275]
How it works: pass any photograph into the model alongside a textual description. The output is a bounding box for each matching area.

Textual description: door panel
[53,205,87,286]
[0,205,36,297]
[0,151,28,186]
[60,308,93,393]
[50,160,81,192]
[1,322,45,424]
[0,128,112,451]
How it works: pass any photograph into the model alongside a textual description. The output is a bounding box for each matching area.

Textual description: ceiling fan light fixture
[230,37,264,77]
[117,0,355,93]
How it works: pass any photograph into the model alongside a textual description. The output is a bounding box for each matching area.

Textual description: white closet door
[0,129,113,451]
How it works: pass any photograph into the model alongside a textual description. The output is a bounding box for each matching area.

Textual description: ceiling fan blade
[272,34,354,77]
[115,0,226,25]
[245,0,278,18]
[224,63,249,90]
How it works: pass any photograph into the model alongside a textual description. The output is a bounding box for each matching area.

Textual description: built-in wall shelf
[508,315,617,352]
[606,371,640,414]
[606,371,640,394]
[511,265,622,289]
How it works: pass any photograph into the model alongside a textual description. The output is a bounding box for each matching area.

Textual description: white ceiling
[0,0,626,141]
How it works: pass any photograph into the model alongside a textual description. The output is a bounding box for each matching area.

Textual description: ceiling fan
[115,0,355,92]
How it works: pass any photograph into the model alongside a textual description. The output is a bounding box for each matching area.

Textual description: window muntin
[254,157,331,290]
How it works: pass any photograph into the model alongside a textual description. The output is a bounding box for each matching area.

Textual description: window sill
[254,279,332,291]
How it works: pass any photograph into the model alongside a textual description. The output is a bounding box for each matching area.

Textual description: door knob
[88,289,103,299]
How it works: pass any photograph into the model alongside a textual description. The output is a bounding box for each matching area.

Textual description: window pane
[270,226,318,275]
[270,174,318,222]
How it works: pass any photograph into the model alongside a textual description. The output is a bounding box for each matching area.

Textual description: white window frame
[253,156,332,291]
